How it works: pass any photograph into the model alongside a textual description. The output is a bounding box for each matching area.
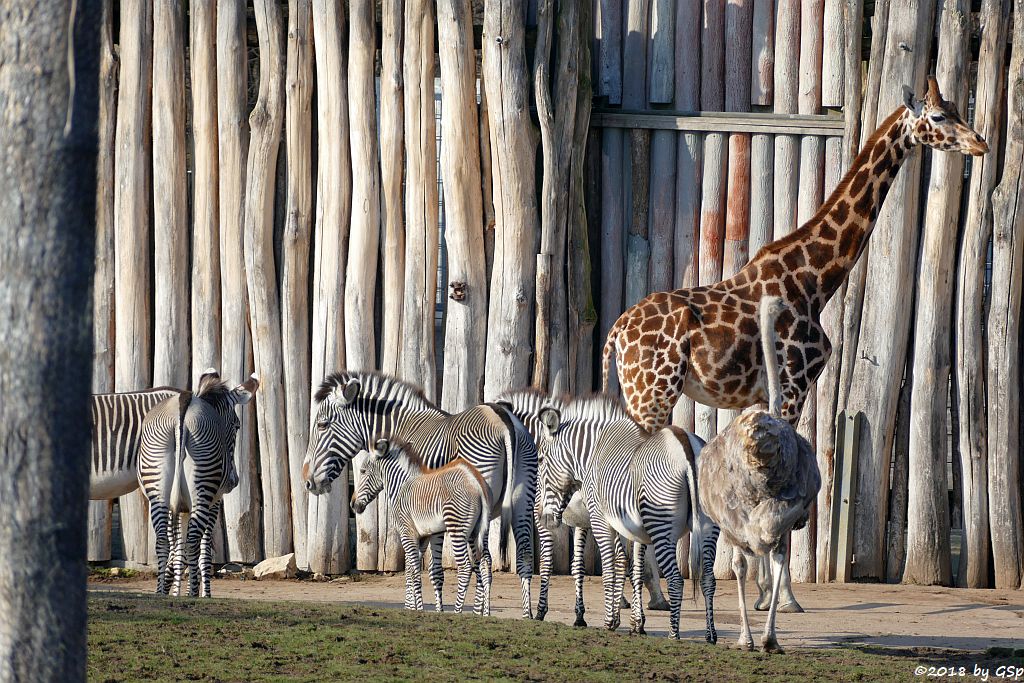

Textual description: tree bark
[648,0,674,104]
[283,0,313,569]
[307,0,352,575]
[191,0,221,384]
[380,0,405,380]
[622,0,649,311]
[217,0,260,564]
[903,0,970,587]
[750,0,773,105]
[114,0,154,566]
[0,0,99,676]
[152,0,190,389]
[244,0,292,558]
[439,0,487,411]
[481,0,539,402]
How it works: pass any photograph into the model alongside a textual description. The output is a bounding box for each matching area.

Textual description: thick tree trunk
[380,0,405,380]
[114,0,154,566]
[217,0,260,564]
[903,0,970,587]
[283,0,313,569]
[307,0,352,575]
[482,0,539,402]
[986,4,1024,590]
[439,0,487,411]
[191,0,221,383]
[845,0,936,580]
[401,0,440,401]
[152,0,190,389]
[89,0,119,562]
[0,0,99,677]
[750,0,773,105]
[244,0,292,558]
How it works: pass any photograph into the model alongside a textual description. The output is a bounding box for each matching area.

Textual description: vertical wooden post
[748,0,774,257]
[821,0,843,107]
[750,0,773,106]
[191,0,221,384]
[152,0,190,390]
[89,0,118,562]
[903,2,970,587]
[401,0,440,401]
[985,1,1024,590]
[482,0,539,402]
[772,0,799,240]
[886,353,912,583]
[114,0,153,566]
[308,0,353,575]
[598,0,622,104]
[648,0,676,293]
[844,0,936,580]
[671,0,702,432]
[439,0,488,411]
[217,0,260,564]
[648,0,675,104]
[283,0,314,569]
[245,0,292,559]
[622,0,649,310]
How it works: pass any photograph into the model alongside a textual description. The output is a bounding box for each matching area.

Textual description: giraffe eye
[930,114,946,123]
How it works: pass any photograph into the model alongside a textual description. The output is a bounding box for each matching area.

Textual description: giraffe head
[903,76,989,156]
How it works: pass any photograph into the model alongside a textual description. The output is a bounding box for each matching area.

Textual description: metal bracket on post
[829,410,863,582]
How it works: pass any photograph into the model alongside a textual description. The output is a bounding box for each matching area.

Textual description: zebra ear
[338,378,360,405]
[230,373,260,405]
[539,407,561,438]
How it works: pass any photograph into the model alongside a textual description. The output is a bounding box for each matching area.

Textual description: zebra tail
[686,461,702,608]
[169,391,192,514]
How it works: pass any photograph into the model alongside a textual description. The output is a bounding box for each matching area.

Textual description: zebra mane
[195,376,232,409]
[372,435,426,470]
[315,370,437,413]
[496,387,566,418]
[561,393,629,424]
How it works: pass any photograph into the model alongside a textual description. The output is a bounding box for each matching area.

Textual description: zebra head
[193,370,259,495]
[537,406,577,530]
[304,377,362,495]
[350,439,389,514]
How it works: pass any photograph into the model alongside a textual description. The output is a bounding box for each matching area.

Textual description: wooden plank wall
[91,0,1023,587]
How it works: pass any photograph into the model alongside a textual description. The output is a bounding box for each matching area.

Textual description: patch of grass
[87,593,1022,682]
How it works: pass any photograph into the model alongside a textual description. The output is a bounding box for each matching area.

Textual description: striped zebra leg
[571,526,588,627]
[478,544,492,617]
[184,514,205,597]
[611,537,628,630]
[629,542,646,635]
[198,501,222,598]
[403,537,424,611]
[590,515,620,631]
[511,483,535,619]
[427,535,444,612]
[151,503,171,595]
[169,513,185,597]
[650,532,683,640]
[700,522,720,643]
[451,534,474,614]
[533,499,553,621]
[731,547,754,651]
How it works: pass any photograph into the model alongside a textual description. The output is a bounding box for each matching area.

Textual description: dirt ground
[90,571,1024,653]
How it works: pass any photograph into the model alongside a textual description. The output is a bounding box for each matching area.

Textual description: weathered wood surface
[283,0,313,570]
[245,0,292,560]
[772,0,799,240]
[750,0,774,105]
[648,129,676,292]
[482,0,539,402]
[114,0,154,566]
[190,0,221,384]
[985,1,1024,590]
[308,0,352,575]
[845,0,936,581]
[887,356,913,583]
[622,0,649,312]
[904,2,970,587]
[401,0,440,401]
[598,0,622,103]
[599,126,625,393]
[217,0,260,564]
[152,0,190,390]
[822,0,844,107]
[648,0,675,104]
[89,0,118,562]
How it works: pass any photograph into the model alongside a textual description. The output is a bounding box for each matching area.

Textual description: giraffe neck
[790,106,917,305]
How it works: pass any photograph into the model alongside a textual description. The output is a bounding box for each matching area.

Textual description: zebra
[301,371,537,618]
[537,395,719,642]
[497,388,671,625]
[138,371,258,597]
[352,438,492,615]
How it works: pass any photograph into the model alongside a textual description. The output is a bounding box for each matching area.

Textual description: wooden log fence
[89,0,1024,589]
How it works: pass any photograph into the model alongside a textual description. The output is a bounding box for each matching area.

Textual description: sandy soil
[89,572,1024,653]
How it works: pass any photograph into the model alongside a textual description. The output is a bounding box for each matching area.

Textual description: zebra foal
[352,438,492,615]
[538,396,717,642]
[138,371,258,597]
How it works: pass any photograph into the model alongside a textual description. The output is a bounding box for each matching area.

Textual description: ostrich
[697,296,821,653]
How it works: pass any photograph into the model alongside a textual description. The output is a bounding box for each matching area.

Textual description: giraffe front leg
[571,526,588,627]
[732,548,754,651]
[629,542,646,635]
[427,535,444,612]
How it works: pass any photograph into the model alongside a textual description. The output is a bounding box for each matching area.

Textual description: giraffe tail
[601,318,622,394]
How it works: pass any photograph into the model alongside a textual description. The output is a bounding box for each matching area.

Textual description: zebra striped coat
[302,371,537,618]
[352,438,492,615]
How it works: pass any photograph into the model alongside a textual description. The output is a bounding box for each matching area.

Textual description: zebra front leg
[761,547,787,653]
[571,526,588,627]
[590,515,620,632]
[402,537,424,611]
[427,535,444,612]
[150,503,171,595]
[534,501,553,621]
[731,547,755,651]
[629,542,646,635]
[452,534,474,614]
[650,534,682,640]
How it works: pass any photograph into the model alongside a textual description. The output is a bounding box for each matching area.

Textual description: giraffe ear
[539,407,561,438]
[902,85,923,116]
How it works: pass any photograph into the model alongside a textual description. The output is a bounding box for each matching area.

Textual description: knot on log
[515,288,528,305]
[897,42,911,52]
[449,281,467,301]
[495,36,504,45]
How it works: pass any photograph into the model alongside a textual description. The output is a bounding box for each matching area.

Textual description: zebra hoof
[573,615,587,628]
[630,626,646,636]
[646,597,671,611]
[705,630,718,645]
[777,600,804,614]
[761,635,784,654]
[534,610,547,622]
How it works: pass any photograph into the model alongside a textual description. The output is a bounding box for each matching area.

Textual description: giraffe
[603,77,988,431]
[601,77,987,613]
